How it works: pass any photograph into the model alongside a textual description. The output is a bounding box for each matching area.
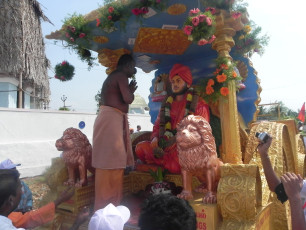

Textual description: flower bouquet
[54,61,75,82]
[233,22,269,57]
[196,57,242,102]
[183,8,216,46]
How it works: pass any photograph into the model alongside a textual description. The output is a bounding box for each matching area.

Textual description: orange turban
[169,64,193,86]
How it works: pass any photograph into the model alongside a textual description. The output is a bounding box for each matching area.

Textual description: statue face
[170,75,187,94]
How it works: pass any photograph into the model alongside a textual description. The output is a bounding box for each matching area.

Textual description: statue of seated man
[135,64,210,174]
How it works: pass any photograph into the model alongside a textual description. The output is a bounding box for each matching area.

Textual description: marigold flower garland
[156,88,196,155]
[196,57,242,102]
[183,8,216,46]
[54,61,75,82]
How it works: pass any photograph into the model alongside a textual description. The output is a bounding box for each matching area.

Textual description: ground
[23,176,50,209]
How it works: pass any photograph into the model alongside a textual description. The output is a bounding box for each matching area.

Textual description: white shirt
[0,215,25,230]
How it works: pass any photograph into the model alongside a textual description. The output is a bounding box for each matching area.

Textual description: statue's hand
[151,137,159,149]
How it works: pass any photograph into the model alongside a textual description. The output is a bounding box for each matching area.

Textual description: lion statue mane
[55,127,94,187]
[176,115,223,203]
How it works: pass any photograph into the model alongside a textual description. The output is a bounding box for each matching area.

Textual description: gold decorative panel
[167,4,187,15]
[93,36,109,44]
[133,28,191,55]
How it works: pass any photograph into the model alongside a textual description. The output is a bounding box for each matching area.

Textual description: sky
[39,0,306,113]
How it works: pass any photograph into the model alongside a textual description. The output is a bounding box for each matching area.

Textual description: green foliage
[62,13,96,68]
[54,61,75,81]
[95,90,102,113]
[195,57,242,103]
[59,107,70,111]
[149,167,167,182]
[233,21,269,57]
[257,101,299,121]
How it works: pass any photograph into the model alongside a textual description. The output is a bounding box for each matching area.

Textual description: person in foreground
[88,203,130,230]
[257,134,306,230]
[0,159,33,213]
[136,64,210,174]
[92,54,137,211]
[138,194,196,230]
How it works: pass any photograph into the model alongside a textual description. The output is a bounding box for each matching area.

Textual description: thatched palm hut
[0,0,51,109]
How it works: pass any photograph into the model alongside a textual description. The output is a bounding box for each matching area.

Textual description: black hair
[0,169,20,208]
[138,194,197,230]
[117,54,135,68]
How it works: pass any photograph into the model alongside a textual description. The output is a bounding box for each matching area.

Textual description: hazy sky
[39,0,306,113]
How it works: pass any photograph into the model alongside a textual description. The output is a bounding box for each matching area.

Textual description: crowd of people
[1,53,305,230]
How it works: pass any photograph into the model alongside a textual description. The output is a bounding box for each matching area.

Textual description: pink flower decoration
[108,7,114,13]
[54,75,58,79]
[198,14,207,22]
[206,17,212,26]
[183,25,193,35]
[156,0,161,3]
[198,39,208,46]
[239,83,246,90]
[79,33,86,38]
[205,7,216,15]
[208,35,216,43]
[189,8,200,16]
[107,15,112,20]
[61,76,65,80]
[65,32,70,38]
[192,17,200,26]
[232,12,241,19]
[132,8,141,15]
[140,7,149,14]
[70,37,75,42]
[61,61,67,66]
[70,26,76,33]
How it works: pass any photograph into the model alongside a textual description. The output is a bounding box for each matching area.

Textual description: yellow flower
[244,25,251,34]
[166,96,173,104]
[165,122,171,130]
[187,93,192,101]
[239,35,245,40]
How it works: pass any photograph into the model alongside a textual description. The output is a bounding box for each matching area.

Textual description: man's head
[0,169,22,216]
[138,194,197,230]
[117,54,137,77]
[169,64,192,95]
[137,125,141,131]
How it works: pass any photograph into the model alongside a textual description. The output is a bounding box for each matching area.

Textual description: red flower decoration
[70,37,75,42]
[220,87,229,96]
[108,7,114,13]
[132,8,141,15]
[96,18,101,27]
[232,12,241,19]
[61,61,67,65]
[107,15,112,20]
[205,7,216,15]
[79,33,86,38]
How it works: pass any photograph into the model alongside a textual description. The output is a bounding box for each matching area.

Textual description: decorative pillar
[212,10,244,164]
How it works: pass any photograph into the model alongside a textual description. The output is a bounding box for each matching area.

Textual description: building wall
[0,108,153,178]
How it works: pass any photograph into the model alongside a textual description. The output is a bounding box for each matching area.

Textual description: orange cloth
[94,168,124,211]
[8,202,55,229]
[136,96,210,174]
[169,64,193,86]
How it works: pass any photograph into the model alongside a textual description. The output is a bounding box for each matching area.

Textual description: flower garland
[183,8,216,46]
[196,57,242,102]
[54,61,75,82]
[157,88,197,151]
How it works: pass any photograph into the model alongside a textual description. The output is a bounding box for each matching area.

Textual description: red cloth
[135,95,210,174]
[298,102,305,123]
[169,64,193,86]
[8,202,55,229]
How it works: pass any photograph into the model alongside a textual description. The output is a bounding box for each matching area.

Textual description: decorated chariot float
[46,0,305,229]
